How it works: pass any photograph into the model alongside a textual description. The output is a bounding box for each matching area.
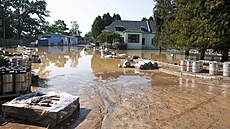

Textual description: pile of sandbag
[134,60,158,70]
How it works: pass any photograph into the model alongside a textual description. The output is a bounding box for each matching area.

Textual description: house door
[142,38,145,45]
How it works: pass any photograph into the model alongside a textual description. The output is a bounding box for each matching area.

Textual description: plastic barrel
[2,67,14,94]
[223,62,230,77]
[186,60,193,72]
[209,61,218,75]
[192,61,200,73]
[180,60,187,71]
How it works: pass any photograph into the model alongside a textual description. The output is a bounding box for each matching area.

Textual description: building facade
[104,20,156,50]
[37,34,78,46]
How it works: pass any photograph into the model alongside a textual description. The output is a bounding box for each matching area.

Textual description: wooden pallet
[2,91,80,128]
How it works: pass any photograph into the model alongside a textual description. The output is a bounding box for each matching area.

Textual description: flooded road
[2,46,230,129]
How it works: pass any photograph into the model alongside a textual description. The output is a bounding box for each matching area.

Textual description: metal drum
[186,60,193,72]
[192,61,200,73]
[180,60,187,71]
[3,57,11,66]
[209,61,218,75]
[18,58,27,66]
[14,67,27,93]
[2,67,14,94]
[12,58,18,66]
[223,62,230,77]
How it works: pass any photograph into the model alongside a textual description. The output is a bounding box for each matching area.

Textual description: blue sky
[46,0,155,35]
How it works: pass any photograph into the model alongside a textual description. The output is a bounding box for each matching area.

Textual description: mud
[1,46,230,129]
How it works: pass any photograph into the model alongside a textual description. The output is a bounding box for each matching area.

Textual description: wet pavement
[1,46,230,129]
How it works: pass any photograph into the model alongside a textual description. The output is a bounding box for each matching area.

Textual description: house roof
[104,20,155,33]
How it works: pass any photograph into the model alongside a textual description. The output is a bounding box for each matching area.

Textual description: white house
[37,33,78,46]
[104,20,156,50]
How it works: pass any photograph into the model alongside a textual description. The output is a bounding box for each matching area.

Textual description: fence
[0,39,34,47]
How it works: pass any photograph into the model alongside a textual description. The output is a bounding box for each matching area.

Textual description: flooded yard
[1,46,230,129]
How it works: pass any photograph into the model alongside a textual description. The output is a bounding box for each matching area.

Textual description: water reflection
[32,46,81,78]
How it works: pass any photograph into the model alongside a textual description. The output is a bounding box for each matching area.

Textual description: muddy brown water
[1,46,230,129]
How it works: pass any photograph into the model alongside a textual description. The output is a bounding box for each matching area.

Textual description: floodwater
[1,46,230,129]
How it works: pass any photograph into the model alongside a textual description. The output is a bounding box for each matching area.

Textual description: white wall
[124,32,142,49]
[142,33,155,49]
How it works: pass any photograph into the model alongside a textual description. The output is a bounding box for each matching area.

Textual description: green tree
[153,0,174,51]
[0,0,14,39]
[113,14,121,20]
[169,0,229,60]
[91,13,122,40]
[47,19,69,35]
[141,17,148,21]
[70,20,79,36]
[84,31,94,43]
[96,31,123,48]
[11,0,49,39]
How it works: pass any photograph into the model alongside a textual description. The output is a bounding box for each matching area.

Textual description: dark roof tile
[104,20,155,33]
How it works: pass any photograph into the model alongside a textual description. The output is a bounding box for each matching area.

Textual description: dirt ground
[0,47,230,129]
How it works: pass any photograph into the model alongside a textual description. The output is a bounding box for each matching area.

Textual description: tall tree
[141,17,148,21]
[0,0,13,39]
[113,14,121,20]
[84,31,94,43]
[153,0,174,51]
[91,13,122,40]
[69,20,79,36]
[47,19,69,35]
[168,0,230,60]
[11,0,49,39]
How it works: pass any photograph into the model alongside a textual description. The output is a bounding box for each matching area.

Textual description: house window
[152,38,154,45]
[128,34,139,43]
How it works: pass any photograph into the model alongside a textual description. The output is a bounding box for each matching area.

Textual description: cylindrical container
[192,61,200,73]
[2,67,14,94]
[180,60,187,71]
[14,67,27,93]
[3,57,11,66]
[186,60,193,72]
[199,61,204,72]
[209,61,218,75]
[223,62,230,77]
[12,58,18,66]
[18,58,27,66]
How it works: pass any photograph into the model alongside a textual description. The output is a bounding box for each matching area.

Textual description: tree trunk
[159,46,162,52]
[199,49,206,60]
[185,50,189,60]
[185,50,189,56]
[220,50,229,62]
